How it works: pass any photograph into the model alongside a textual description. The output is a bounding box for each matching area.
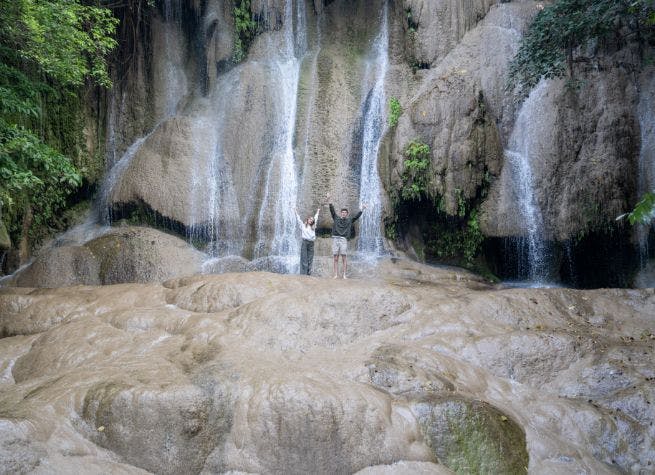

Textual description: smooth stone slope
[0,260,653,474]
[9,226,205,288]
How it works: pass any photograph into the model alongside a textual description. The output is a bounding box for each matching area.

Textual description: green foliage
[401,140,431,201]
[17,0,118,87]
[0,64,41,120]
[455,188,466,217]
[232,0,257,63]
[0,119,82,241]
[426,210,484,266]
[384,218,397,241]
[405,7,418,32]
[617,192,655,225]
[0,0,118,249]
[508,0,655,95]
[388,97,402,127]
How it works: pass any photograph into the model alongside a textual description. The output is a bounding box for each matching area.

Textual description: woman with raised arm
[294,205,320,275]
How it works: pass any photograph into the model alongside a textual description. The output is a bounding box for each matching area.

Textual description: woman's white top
[296,209,320,241]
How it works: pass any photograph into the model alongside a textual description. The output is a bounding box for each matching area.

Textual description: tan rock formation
[92,0,649,270]
[11,226,204,288]
[108,0,389,239]
[481,68,641,241]
[385,2,533,215]
[402,0,497,67]
[1,262,653,473]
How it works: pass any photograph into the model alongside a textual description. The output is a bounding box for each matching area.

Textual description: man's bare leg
[342,255,348,279]
[333,254,339,278]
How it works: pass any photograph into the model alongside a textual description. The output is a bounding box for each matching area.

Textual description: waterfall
[189,110,243,258]
[252,0,307,273]
[505,81,551,283]
[357,2,389,257]
[161,0,186,116]
[99,133,152,224]
[100,1,186,225]
[298,12,321,187]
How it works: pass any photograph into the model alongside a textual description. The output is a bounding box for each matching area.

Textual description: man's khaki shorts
[332,236,348,256]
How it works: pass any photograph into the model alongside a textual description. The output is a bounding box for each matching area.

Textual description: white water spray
[253,0,308,272]
[505,81,550,282]
[357,2,389,257]
[161,0,187,116]
[100,2,186,225]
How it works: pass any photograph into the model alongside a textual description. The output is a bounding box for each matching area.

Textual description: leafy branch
[507,0,655,96]
[388,97,402,127]
[401,140,430,201]
[617,192,655,225]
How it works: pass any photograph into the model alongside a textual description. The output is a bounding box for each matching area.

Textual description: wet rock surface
[0,260,653,474]
[9,226,205,288]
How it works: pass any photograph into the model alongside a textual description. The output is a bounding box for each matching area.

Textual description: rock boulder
[12,226,204,287]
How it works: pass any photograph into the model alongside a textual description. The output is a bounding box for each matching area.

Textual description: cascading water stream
[357,2,389,258]
[99,132,154,224]
[99,0,186,227]
[161,0,185,116]
[190,109,243,259]
[298,12,321,186]
[252,0,307,272]
[505,81,550,283]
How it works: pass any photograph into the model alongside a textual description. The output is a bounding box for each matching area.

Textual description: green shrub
[232,0,257,63]
[0,119,82,244]
[508,0,655,96]
[617,192,655,225]
[426,210,484,266]
[388,97,402,127]
[401,140,430,201]
[0,0,117,249]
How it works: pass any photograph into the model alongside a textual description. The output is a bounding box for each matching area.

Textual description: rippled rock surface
[0,260,653,474]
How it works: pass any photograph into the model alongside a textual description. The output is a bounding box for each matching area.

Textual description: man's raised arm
[326,192,337,219]
[351,203,367,222]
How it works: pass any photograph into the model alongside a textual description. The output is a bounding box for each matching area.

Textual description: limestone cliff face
[384,2,534,216]
[107,0,391,255]
[103,0,525,240]
[99,0,650,265]
[481,53,643,241]
[402,0,498,68]
[103,1,202,167]
[384,0,649,249]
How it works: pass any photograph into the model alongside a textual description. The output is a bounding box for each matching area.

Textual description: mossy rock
[411,396,528,474]
[0,220,11,250]
[84,226,204,284]
[13,226,204,287]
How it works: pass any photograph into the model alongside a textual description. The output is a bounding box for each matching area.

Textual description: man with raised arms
[326,192,366,279]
